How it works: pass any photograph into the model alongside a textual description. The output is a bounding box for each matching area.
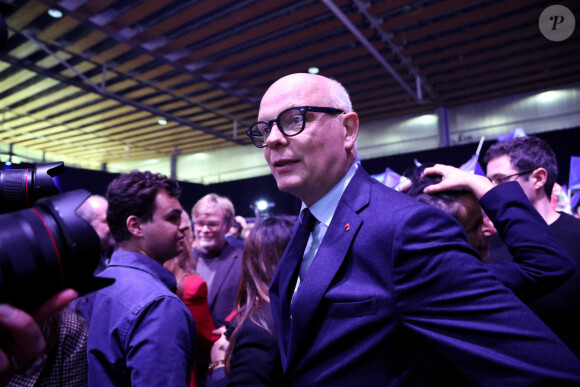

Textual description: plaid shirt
[8,308,88,387]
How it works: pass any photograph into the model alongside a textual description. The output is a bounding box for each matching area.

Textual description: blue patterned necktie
[277,208,317,355]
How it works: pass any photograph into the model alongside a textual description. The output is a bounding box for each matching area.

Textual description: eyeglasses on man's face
[193,221,223,230]
[488,169,535,185]
[246,106,344,148]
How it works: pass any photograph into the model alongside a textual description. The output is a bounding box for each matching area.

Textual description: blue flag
[569,156,580,192]
[459,154,485,176]
[571,192,580,210]
[497,127,527,142]
[371,167,402,189]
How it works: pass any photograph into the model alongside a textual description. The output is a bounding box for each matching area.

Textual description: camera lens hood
[0,189,114,311]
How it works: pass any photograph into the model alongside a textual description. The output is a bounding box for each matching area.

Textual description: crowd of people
[1,73,579,386]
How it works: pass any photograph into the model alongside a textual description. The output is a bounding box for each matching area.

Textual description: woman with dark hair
[207,216,294,386]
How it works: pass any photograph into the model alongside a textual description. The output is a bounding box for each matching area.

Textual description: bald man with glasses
[245,73,580,385]
[485,136,580,359]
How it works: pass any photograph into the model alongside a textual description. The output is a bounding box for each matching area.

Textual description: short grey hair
[327,77,353,112]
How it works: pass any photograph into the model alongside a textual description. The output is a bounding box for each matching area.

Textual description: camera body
[0,162,113,311]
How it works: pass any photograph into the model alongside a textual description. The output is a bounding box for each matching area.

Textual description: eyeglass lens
[249,108,304,147]
[490,170,534,185]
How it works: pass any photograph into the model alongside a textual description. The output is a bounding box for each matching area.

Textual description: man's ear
[531,167,548,191]
[343,112,359,151]
[126,215,144,238]
[224,220,233,233]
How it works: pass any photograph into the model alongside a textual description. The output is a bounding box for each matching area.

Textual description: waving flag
[497,127,527,142]
[371,167,402,189]
[569,156,580,192]
[459,136,485,176]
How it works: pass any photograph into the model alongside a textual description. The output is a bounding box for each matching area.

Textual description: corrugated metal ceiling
[0,0,578,168]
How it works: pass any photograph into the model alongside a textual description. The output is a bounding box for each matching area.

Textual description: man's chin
[480,250,490,263]
[275,177,303,197]
[198,240,217,251]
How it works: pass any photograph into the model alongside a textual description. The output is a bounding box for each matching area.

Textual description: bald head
[262,73,353,113]
[77,195,115,252]
[260,73,359,206]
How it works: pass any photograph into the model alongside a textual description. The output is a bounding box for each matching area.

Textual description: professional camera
[0,162,113,311]
[0,161,63,212]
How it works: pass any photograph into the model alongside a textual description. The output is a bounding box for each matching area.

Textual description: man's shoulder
[551,212,580,259]
[553,212,580,230]
[221,241,244,259]
[341,169,456,235]
[95,265,181,312]
[226,235,245,249]
[551,212,580,241]
[89,276,189,343]
[100,265,176,290]
[346,167,421,209]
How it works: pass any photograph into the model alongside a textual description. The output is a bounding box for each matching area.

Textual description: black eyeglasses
[489,169,535,185]
[246,106,344,148]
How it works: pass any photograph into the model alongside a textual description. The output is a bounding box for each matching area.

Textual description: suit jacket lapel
[270,221,302,367]
[286,168,372,366]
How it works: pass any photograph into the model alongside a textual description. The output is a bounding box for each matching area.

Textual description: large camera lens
[0,162,64,213]
[0,189,114,311]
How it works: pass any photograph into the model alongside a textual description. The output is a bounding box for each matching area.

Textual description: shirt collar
[108,250,177,291]
[302,161,358,227]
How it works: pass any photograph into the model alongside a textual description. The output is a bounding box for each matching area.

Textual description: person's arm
[479,182,575,301]
[422,164,493,199]
[206,367,227,387]
[125,297,195,387]
[392,204,580,385]
[206,331,228,387]
[226,314,281,386]
[0,289,77,385]
[422,164,575,301]
[183,275,219,357]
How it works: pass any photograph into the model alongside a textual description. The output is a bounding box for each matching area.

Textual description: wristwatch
[208,359,225,375]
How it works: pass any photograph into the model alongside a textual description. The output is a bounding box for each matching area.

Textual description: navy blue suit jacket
[270,168,580,386]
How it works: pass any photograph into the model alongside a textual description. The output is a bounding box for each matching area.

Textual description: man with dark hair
[87,171,195,386]
[485,136,559,210]
[247,73,580,385]
[405,163,574,302]
[485,136,580,358]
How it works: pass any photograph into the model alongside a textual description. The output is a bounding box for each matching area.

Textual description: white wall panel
[104,83,580,184]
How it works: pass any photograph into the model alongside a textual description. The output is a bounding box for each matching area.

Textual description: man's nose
[265,122,286,147]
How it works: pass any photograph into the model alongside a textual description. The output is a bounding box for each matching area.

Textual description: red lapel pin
[344,223,350,231]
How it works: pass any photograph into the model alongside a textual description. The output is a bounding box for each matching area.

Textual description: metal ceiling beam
[38,0,257,106]
[0,106,168,159]
[5,28,246,146]
[323,0,439,104]
[322,0,420,102]
[354,0,436,101]
[0,51,244,146]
